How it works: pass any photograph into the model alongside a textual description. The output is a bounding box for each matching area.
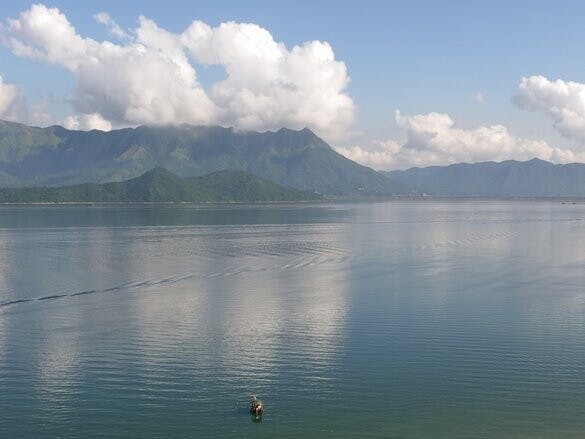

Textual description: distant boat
[250,395,264,416]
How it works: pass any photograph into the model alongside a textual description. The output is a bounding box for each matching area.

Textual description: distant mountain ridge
[0,120,408,196]
[385,158,585,197]
[0,167,322,203]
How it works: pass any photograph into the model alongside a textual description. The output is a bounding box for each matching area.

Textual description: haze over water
[0,201,584,438]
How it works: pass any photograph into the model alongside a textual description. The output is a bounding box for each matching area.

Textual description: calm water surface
[0,201,584,438]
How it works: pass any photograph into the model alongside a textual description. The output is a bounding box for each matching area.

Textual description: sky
[1,1,585,170]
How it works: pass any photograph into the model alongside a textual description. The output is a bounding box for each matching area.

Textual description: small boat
[249,395,264,416]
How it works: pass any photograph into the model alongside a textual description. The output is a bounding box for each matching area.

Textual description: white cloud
[3,5,217,129]
[93,12,129,40]
[515,75,585,143]
[337,110,584,170]
[27,101,54,126]
[472,92,485,103]
[181,21,354,140]
[336,140,401,171]
[62,113,112,131]
[0,74,57,126]
[0,75,21,119]
[2,4,354,141]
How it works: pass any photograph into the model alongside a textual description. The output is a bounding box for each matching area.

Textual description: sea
[0,200,584,438]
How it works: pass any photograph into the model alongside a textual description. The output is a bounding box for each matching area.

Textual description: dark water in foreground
[0,201,584,438]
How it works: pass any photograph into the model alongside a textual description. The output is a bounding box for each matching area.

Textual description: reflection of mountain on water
[0,205,354,229]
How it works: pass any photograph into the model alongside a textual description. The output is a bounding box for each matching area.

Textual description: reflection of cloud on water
[0,229,81,417]
[126,224,351,393]
[0,230,13,370]
[0,231,12,299]
[36,326,80,397]
[32,306,83,420]
[2,218,353,416]
[217,261,348,372]
[501,215,585,343]
[0,309,5,372]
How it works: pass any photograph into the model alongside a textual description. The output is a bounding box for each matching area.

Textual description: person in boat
[250,395,263,415]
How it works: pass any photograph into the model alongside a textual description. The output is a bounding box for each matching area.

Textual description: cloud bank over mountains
[341,75,585,170]
[337,110,585,170]
[1,4,354,142]
[1,5,585,169]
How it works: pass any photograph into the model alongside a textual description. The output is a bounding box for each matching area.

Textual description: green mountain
[0,167,322,203]
[0,120,407,196]
[385,158,585,197]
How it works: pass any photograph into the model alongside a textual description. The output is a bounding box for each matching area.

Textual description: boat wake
[0,252,351,310]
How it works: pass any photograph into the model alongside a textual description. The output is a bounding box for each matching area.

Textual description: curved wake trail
[0,252,352,310]
[0,226,523,310]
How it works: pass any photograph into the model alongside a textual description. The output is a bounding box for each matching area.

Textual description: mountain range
[0,167,321,203]
[0,120,406,196]
[385,158,585,197]
[3,119,585,198]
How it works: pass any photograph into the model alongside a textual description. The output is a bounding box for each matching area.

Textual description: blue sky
[1,1,585,169]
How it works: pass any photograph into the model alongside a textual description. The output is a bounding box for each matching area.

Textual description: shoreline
[0,196,584,206]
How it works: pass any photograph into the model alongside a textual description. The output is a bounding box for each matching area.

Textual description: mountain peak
[273,126,317,138]
[525,157,553,166]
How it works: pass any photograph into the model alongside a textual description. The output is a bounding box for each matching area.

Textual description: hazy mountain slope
[191,170,319,202]
[0,120,408,196]
[0,167,322,203]
[385,159,585,197]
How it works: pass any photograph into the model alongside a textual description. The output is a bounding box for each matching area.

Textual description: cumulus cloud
[515,75,585,143]
[3,5,217,128]
[336,140,401,171]
[2,4,354,140]
[62,113,112,131]
[181,21,354,139]
[337,110,584,170]
[0,75,22,119]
